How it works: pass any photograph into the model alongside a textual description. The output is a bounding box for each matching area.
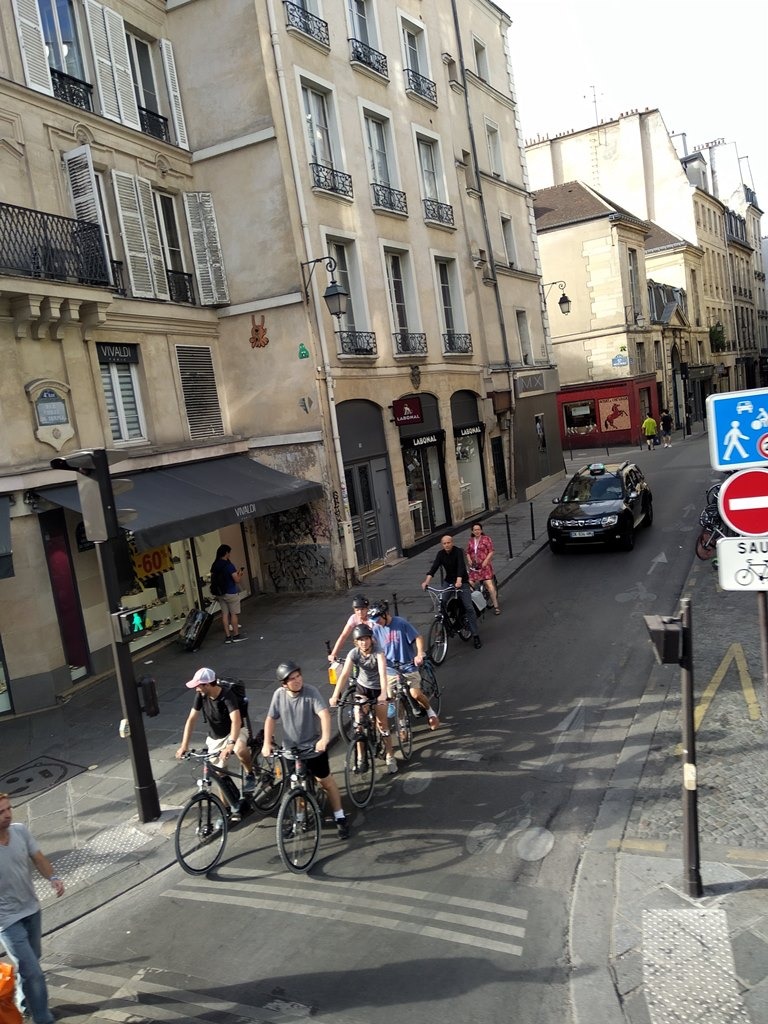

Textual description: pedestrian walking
[660,409,673,448]
[0,793,64,1024]
[641,413,658,451]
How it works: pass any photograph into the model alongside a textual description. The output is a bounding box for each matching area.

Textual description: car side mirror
[552,497,562,504]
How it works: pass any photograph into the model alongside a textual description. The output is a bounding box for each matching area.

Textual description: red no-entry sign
[719,469,768,536]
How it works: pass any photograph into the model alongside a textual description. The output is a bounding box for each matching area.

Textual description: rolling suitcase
[178,601,218,652]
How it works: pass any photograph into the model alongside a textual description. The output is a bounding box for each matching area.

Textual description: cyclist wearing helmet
[369,602,440,730]
[327,594,370,663]
[262,661,350,839]
[329,624,397,773]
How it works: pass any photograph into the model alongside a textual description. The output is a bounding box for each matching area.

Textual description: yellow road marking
[675,642,761,754]
[607,838,667,853]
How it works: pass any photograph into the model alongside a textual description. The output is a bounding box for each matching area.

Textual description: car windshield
[562,475,623,503]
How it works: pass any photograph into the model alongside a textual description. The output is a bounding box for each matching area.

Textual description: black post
[529,502,535,541]
[679,597,702,897]
[505,514,513,558]
[757,593,768,715]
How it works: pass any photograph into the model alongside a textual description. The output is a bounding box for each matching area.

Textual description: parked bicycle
[695,501,733,560]
[174,745,286,875]
[274,746,328,874]
[426,584,471,664]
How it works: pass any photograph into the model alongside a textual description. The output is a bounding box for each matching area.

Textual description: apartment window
[97,344,146,442]
[154,193,183,273]
[486,121,503,176]
[302,85,333,167]
[473,37,489,80]
[402,19,436,104]
[329,240,357,332]
[176,346,224,440]
[418,138,439,199]
[365,114,391,186]
[403,25,424,76]
[636,341,646,373]
[349,0,372,46]
[654,339,662,370]
[436,260,456,332]
[628,247,641,312]
[500,216,517,267]
[386,252,410,333]
[516,309,533,364]
[38,0,85,79]
[126,33,157,111]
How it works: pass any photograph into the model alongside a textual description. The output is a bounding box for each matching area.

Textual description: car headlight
[550,519,563,528]
[601,514,619,527]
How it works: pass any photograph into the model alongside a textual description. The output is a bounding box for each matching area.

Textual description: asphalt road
[41,441,717,1024]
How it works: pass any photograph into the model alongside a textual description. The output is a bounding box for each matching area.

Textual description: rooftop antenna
[584,84,601,124]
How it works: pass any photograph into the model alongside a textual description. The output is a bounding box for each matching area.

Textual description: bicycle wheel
[344,735,376,808]
[251,751,286,814]
[175,792,228,876]
[428,618,448,664]
[275,790,321,874]
[419,659,442,717]
[394,697,413,760]
[336,692,356,743]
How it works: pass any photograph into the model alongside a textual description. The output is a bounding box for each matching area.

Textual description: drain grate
[0,757,87,802]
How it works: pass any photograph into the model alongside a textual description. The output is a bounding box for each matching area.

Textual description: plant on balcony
[709,322,726,352]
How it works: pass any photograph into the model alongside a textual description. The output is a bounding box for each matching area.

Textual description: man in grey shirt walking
[262,661,350,839]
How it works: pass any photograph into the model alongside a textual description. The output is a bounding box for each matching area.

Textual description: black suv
[547,461,653,552]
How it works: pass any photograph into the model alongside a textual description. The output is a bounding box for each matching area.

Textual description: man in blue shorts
[369,601,440,730]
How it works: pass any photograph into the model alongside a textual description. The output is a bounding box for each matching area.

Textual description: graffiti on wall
[263,502,333,592]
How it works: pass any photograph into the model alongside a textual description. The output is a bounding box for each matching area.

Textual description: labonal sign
[717,536,768,591]
[718,469,768,536]
[707,389,768,471]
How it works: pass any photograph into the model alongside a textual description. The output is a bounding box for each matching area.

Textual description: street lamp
[543,280,571,315]
[300,255,348,319]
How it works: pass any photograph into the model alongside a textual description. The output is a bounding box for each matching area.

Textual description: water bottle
[387,701,396,724]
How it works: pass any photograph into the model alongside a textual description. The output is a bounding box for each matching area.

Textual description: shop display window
[563,400,598,435]
[454,433,484,518]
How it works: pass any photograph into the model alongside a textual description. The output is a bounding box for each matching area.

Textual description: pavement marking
[642,908,750,1023]
[520,700,585,772]
[607,838,668,853]
[726,847,768,863]
[35,824,153,901]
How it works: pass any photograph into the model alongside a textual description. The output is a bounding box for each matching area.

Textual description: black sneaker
[230,634,247,643]
[224,636,233,644]
[473,636,482,649]
[336,816,350,840]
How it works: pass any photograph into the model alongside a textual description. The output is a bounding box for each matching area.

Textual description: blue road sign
[707,390,768,471]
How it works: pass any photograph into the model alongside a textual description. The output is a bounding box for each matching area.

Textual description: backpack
[209,563,228,597]
[201,679,251,735]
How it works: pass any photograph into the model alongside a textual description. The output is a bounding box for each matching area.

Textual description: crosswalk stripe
[170,889,524,956]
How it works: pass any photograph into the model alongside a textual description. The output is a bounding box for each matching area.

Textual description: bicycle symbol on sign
[735,559,768,586]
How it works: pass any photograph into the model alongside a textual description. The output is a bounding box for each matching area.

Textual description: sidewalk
[6,424,768,1022]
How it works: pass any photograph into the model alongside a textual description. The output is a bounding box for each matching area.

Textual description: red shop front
[556,375,660,449]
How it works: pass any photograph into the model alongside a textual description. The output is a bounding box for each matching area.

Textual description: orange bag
[0,962,22,1024]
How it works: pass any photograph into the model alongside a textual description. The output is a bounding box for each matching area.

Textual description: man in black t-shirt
[421,534,481,648]
[175,668,256,809]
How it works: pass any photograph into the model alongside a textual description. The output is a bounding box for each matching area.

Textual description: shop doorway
[346,462,387,571]
[491,436,508,501]
[402,439,448,536]
[39,509,90,682]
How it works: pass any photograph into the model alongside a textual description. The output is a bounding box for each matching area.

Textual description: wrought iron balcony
[423,198,454,226]
[310,163,354,198]
[393,330,427,355]
[284,1,329,47]
[338,330,377,356]
[349,38,388,77]
[110,260,127,296]
[443,331,473,354]
[139,106,170,144]
[50,68,93,112]
[167,269,196,304]
[371,183,408,215]
[404,68,437,105]
[0,202,109,286]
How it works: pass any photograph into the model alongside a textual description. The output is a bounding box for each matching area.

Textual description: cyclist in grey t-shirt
[262,661,350,840]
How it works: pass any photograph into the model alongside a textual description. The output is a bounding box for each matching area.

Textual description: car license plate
[570,530,594,538]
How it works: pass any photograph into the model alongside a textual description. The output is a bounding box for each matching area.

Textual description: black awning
[42,454,323,550]
[0,495,13,579]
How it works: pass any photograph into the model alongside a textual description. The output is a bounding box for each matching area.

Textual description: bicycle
[388,657,441,732]
[735,560,768,585]
[425,585,471,664]
[274,746,328,874]
[342,687,411,808]
[174,745,286,875]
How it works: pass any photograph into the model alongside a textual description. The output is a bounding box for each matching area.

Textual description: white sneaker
[386,757,398,774]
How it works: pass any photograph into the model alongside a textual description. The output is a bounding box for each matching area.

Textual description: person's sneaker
[428,714,441,731]
[336,816,350,840]
[243,771,257,794]
[386,756,398,774]
[229,807,241,823]
[473,636,482,649]
[230,633,247,643]
[224,636,233,644]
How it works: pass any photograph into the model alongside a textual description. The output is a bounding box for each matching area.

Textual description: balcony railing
[404,67,437,105]
[0,202,109,286]
[167,269,196,304]
[423,198,454,226]
[50,67,93,112]
[110,260,127,296]
[310,163,354,198]
[443,331,473,354]
[393,330,427,355]
[284,1,329,46]
[349,38,388,77]
[371,183,408,215]
[338,330,377,356]
[139,106,170,144]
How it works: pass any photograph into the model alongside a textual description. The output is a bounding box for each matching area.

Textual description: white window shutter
[175,345,224,439]
[136,177,170,300]
[11,0,53,95]
[63,144,112,284]
[82,0,120,122]
[183,193,229,305]
[159,39,189,150]
[111,170,154,298]
[103,7,141,130]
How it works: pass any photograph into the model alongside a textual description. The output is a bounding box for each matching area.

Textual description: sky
[499,0,768,219]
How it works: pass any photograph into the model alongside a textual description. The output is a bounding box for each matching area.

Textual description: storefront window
[454,428,485,519]
[563,399,598,436]
[403,440,447,536]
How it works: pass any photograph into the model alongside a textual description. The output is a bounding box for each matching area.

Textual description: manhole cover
[0,757,87,802]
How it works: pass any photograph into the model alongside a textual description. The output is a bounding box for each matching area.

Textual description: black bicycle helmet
[351,593,369,609]
[368,600,389,619]
[275,660,301,683]
[352,624,373,640]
